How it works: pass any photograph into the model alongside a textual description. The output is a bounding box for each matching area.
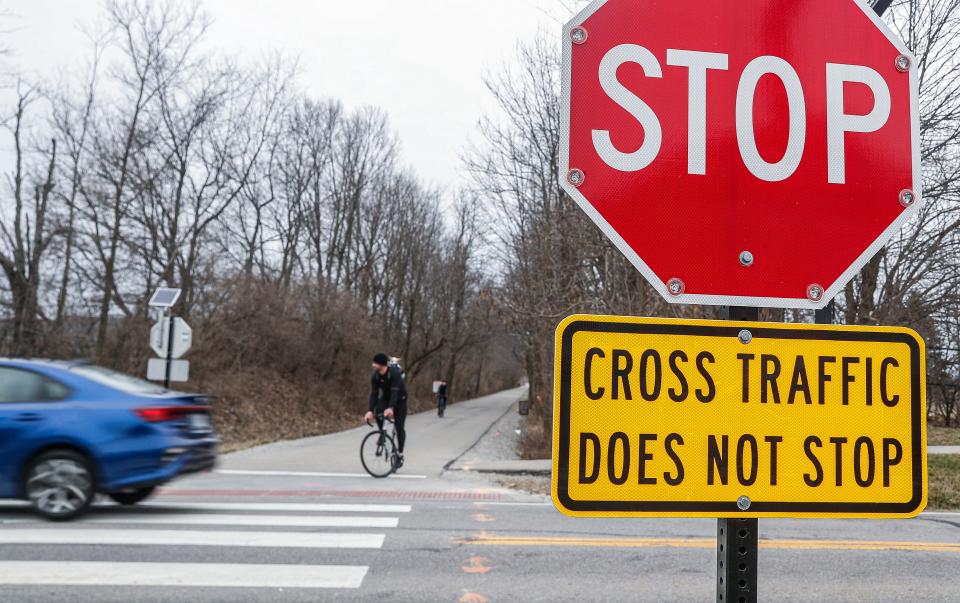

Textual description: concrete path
[219,386,524,479]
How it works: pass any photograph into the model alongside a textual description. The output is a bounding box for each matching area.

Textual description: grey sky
[6,0,565,192]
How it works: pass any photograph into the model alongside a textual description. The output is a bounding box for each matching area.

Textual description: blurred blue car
[0,359,218,520]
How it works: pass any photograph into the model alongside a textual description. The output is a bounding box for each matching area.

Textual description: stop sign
[561,0,920,309]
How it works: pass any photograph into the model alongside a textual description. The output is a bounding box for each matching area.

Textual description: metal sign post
[718,303,834,602]
[164,313,176,388]
[146,287,191,386]
[718,307,759,603]
[718,517,758,603]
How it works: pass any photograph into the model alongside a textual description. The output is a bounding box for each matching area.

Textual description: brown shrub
[519,393,552,460]
[15,276,520,450]
[198,367,359,447]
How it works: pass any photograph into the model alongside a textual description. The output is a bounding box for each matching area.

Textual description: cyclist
[364,353,408,467]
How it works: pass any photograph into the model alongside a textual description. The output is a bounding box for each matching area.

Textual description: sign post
[164,315,177,388]
[718,306,759,602]
[146,288,191,386]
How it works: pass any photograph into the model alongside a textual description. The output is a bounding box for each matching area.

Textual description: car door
[0,367,71,497]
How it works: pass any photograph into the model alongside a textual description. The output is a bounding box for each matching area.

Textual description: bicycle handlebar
[366,414,395,427]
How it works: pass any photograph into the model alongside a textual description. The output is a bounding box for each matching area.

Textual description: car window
[42,378,71,401]
[69,365,169,396]
[0,367,70,403]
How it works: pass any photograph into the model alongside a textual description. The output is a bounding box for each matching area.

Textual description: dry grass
[201,367,444,450]
[929,455,960,510]
[496,476,550,496]
[519,395,552,460]
[928,425,960,446]
[199,368,358,448]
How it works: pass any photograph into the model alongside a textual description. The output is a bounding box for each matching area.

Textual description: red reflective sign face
[561,0,920,308]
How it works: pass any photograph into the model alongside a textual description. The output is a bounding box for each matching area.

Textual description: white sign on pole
[149,317,193,359]
[150,320,166,358]
[147,358,190,382]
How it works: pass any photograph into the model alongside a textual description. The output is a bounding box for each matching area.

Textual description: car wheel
[25,450,95,521]
[108,486,156,506]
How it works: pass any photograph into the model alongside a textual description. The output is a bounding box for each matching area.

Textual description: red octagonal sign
[561,0,921,309]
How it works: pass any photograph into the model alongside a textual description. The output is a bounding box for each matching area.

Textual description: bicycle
[361,414,399,478]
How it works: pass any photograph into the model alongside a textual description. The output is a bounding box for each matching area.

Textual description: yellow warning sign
[552,315,927,519]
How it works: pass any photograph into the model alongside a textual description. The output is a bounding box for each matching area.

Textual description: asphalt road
[1,387,958,602]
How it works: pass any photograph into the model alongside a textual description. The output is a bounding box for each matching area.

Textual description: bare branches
[0,0,509,405]
[0,81,58,354]
[840,1,960,400]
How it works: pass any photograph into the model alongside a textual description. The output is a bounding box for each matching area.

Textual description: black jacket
[438,383,448,397]
[369,365,407,412]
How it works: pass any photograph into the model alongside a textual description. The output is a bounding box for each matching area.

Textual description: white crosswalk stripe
[0,500,406,591]
[0,529,386,549]
[140,501,412,513]
[5,513,400,528]
[0,561,369,589]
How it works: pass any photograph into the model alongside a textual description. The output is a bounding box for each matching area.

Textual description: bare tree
[49,36,102,337]
[0,83,57,354]
[84,0,208,357]
[0,0,515,446]
[844,0,960,338]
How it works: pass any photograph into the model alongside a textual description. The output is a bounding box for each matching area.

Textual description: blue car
[0,359,218,520]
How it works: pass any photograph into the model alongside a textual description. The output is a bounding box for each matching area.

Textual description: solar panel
[148,288,182,308]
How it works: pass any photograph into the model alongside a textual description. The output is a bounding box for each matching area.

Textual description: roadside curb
[929,446,960,455]
[451,460,551,477]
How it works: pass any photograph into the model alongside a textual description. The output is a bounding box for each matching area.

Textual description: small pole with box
[147,287,192,387]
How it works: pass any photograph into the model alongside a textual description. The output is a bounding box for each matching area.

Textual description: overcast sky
[5,0,568,193]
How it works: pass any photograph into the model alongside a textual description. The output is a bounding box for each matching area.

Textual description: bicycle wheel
[361,430,397,478]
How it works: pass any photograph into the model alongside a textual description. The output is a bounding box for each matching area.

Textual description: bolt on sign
[560,0,921,309]
[552,316,927,519]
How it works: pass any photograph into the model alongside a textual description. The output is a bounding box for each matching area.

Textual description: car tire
[24,449,95,521]
[108,486,157,506]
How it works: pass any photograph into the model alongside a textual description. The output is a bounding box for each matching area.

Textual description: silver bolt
[807,284,824,302]
[895,55,911,72]
[899,189,916,208]
[738,330,753,345]
[737,496,752,511]
[739,250,754,267]
[667,278,685,296]
[567,168,585,187]
[570,26,588,45]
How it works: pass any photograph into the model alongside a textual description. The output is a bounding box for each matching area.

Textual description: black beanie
[373,353,390,366]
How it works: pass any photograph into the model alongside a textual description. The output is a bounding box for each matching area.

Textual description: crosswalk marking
[0,561,369,588]
[0,529,385,549]
[0,499,410,591]
[0,501,413,514]
[5,513,399,528]
[140,501,412,513]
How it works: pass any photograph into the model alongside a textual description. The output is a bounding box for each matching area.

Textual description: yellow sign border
[551,315,927,519]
